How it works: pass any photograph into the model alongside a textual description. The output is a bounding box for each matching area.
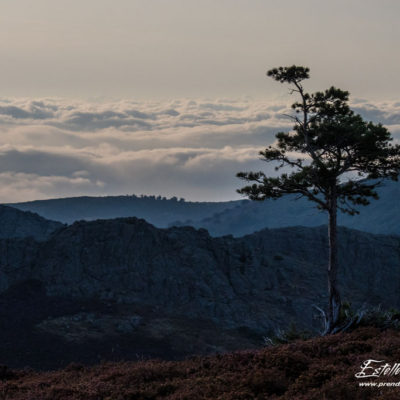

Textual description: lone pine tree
[237,65,400,334]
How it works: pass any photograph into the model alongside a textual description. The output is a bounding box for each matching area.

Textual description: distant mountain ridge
[183,179,400,236]
[6,179,400,236]
[7,195,240,226]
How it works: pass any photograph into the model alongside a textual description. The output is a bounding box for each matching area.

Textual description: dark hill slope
[0,218,399,368]
[1,326,399,399]
[1,218,399,335]
[0,205,62,240]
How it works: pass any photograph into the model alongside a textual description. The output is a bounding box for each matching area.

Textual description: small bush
[356,306,400,330]
[264,322,313,346]
[335,303,400,332]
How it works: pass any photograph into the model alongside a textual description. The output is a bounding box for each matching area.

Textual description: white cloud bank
[0,97,399,202]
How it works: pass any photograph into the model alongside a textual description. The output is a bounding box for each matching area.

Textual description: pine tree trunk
[326,191,341,334]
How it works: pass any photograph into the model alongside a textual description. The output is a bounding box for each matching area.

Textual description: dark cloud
[0,149,90,176]
[199,103,247,112]
[352,104,400,125]
[162,109,180,117]
[60,111,153,131]
[0,105,54,120]
[125,110,156,119]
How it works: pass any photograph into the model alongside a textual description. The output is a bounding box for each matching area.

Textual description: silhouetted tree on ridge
[237,65,400,334]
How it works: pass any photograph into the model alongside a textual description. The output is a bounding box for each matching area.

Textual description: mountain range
[7,178,400,237]
[180,179,400,237]
[7,195,239,227]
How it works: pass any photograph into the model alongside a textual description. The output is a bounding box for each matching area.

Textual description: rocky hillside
[0,217,400,368]
[0,205,63,241]
[3,218,400,332]
[0,326,398,399]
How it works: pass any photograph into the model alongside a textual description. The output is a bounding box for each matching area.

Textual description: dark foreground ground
[1,327,400,399]
[0,280,259,370]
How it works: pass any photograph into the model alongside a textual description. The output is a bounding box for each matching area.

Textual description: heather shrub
[0,365,16,381]
[357,306,400,330]
[336,303,400,332]
[2,327,400,399]
[264,322,313,346]
[245,368,288,396]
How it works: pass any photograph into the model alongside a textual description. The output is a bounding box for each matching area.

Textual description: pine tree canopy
[237,66,400,215]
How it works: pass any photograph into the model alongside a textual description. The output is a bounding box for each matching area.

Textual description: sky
[1,0,400,202]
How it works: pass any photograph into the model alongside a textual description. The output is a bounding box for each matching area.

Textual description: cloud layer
[0,97,399,202]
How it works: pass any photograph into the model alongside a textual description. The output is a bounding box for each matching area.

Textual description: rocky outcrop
[0,205,63,241]
[1,217,400,334]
